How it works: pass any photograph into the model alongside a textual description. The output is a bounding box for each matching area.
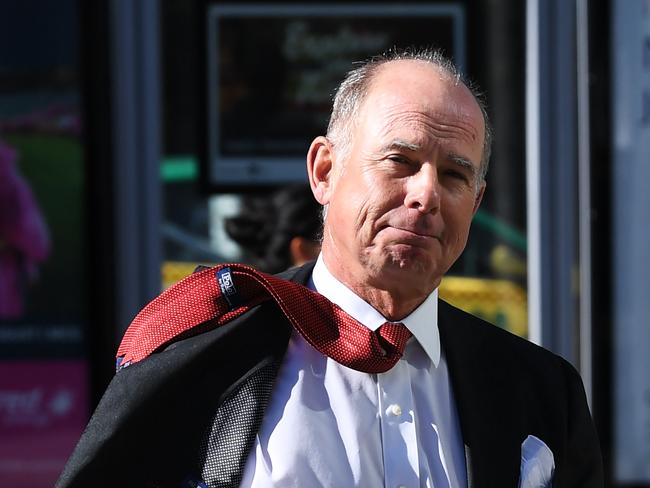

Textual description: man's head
[307,48,491,318]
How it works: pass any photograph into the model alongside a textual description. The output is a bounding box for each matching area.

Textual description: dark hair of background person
[225,184,322,274]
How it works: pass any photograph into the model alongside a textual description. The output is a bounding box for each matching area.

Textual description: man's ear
[472,181,486,215]
[307,136,335,205]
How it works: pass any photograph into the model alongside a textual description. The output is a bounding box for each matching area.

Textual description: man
[58,49,603,487]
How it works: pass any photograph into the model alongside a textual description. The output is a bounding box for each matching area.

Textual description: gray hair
[326,47,492,187]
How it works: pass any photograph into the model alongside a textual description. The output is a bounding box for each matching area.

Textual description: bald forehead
[347,59,486,172]
[374,58,456,81]
[370,60,472,103]
[328,56,491,181]
[365,60,485,133]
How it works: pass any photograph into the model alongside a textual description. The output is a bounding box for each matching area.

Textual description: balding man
[58,49,603,488]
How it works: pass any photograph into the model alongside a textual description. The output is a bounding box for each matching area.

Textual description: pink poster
[0,360,88,487]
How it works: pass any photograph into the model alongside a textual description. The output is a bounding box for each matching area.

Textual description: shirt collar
[309,254,441,366]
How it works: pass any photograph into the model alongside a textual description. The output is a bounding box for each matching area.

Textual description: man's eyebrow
[379,141,479,177]
[449,154,478,177]
[379,138,422,153]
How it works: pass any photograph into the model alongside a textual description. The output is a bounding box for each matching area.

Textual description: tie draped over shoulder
[117,264,411,374]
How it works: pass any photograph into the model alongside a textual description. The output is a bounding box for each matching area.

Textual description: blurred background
[0,0,648,486]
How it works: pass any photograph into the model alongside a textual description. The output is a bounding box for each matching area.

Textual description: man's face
[315,60,485,299]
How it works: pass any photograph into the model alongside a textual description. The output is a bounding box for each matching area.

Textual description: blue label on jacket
[216,267,240,309]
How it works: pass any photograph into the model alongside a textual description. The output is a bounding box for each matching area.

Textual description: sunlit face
[315,60,486,299]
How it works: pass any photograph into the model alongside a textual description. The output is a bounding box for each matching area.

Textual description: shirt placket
[377,360,420,488]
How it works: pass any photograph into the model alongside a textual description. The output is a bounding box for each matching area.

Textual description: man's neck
[346,284,428,322]
[319,253,436,322]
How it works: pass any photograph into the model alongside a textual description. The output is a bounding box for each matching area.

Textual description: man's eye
[387,155,410,164]
[445,169,469,182]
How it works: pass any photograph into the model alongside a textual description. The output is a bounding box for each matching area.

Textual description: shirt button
[387,403,402,416]
[397,485,407,488]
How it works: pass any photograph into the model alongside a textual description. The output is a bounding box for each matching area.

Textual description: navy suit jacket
[57,262,603,487]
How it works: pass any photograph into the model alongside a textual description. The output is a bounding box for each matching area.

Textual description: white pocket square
[519,435,555,488]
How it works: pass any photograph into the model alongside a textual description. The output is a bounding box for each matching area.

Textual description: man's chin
[381,249,440,282]
[386,244,434,265]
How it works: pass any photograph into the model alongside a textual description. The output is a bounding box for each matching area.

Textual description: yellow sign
[440,276,527,338]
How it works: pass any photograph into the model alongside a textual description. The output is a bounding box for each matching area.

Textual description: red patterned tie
[116,264,412,374]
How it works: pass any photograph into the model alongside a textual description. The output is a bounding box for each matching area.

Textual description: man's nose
[404,164,441,213]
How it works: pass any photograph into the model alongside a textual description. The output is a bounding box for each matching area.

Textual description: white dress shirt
[240,256,467,487]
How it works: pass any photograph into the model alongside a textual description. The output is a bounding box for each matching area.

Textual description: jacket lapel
[438,300,522,487]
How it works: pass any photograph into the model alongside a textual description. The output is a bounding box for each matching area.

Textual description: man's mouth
[381,226,441,242]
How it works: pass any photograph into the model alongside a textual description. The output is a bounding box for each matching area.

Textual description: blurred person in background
[0,138,50,319]
[224,183,321,274]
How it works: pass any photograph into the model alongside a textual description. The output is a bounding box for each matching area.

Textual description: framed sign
[202,3,465,190]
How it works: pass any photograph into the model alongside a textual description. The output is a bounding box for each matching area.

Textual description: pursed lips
[381,225,442,241]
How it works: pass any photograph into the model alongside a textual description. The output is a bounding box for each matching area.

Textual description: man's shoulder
[438,298,570,372]
[159,261,313,355]
[438,298,590,417]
